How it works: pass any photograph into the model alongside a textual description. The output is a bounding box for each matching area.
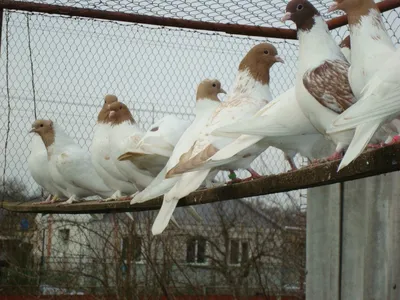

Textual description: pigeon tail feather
[152,170,209,235]
[337,122,381,171]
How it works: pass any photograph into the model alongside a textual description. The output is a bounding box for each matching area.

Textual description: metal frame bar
[0,9,3,54]
[0,0,297,39]
[1,0,400,40]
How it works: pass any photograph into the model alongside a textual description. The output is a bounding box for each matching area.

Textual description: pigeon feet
[310,151,344,165]
[367,143,384,149]
[386,135,400,146]
[246,167,262,179]
[57,196,82,206]
[226,168,262,185]
[100,196,132,202]
[33,195,61,205]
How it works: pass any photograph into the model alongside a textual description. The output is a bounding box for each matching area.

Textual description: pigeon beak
[327,3,338,13]
[29,128,37,133]
[275,56,284,63]
[219,88,227,94]
[281,12,292,22]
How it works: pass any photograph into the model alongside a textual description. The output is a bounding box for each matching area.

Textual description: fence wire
[0,0,400,298]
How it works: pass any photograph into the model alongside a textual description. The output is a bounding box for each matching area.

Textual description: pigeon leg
[100,190,123,202]
[50,195,60,203]
[227,168,262,184]
[58,195,81,206]
[246,167,262,179]
[315,150,344,164]
[284,154,298,172]
[226,170,241,184]
[386,135,400,146]
[367,143,384,149]
[33,194,54,205]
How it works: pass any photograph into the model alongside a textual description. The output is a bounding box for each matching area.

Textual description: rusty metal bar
[0,0,298,39]
[326,0,400,30]
[0,8,3,54]
[3,143,400,214]
[0,0,399,40]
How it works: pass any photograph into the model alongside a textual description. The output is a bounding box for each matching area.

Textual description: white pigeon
[108,102,154,191]
[91,94,137,201]
[210,88,332,170]
[118,115,191,176]
[30,120,114,204]
[28,134,66,203]
[152,43,284,235]
[209,37,352,170]
[281,0,393,168]
[130,79,226,205]
[326,0,400,170]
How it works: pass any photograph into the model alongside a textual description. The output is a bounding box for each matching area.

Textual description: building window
[121,235,142,262]
[186,238,206,264]
[229,240,249,265]
[59,229,70,242]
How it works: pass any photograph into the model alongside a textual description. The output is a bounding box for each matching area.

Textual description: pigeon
[130,79,226,205]
[280,0,394,167]
[28,134,66,203]
[118,115,191,176]
[152,43,284,235]
[30,120,113,204]
[210,88,330,171]
[108,102,154,191]
[326,0,400,170]
[209,37,352,170]
[91,94,137,201]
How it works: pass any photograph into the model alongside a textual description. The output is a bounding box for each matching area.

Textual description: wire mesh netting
[0,0,400,298]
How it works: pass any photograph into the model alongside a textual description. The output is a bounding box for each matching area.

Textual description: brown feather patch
[166,144,219,178]
[303,59,356,114]
[118,152,147,161]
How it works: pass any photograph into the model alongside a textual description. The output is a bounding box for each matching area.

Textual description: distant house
[32,199,303,297]
[0,209,36,294]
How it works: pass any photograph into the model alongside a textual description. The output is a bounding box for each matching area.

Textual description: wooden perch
[2,144,400,214]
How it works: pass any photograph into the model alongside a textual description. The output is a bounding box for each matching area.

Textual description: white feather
[131,99,220,204]
[28,134,65,198]
[47,124,113,202]
[91,123,137,196]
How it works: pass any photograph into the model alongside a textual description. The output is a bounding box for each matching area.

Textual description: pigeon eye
[264,50,269,55]
[40,124,43,127]
[212,83,216,87]
[297,4,303,10]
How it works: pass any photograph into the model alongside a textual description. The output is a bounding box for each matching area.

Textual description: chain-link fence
[0,0,400,298]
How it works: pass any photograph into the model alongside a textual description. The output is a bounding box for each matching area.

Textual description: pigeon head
[282,0,320,31]
[98,94,118,123]
[239,43,284,85]
[30,119,55,148]
[196,79,226,102]
[108,102,135,125]
[328,0,376,14]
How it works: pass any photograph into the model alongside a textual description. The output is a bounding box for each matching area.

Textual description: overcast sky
[0,0,397,205]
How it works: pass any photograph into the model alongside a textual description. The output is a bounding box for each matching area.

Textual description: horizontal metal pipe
[327,0,400,30]
[0,0,298,39]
